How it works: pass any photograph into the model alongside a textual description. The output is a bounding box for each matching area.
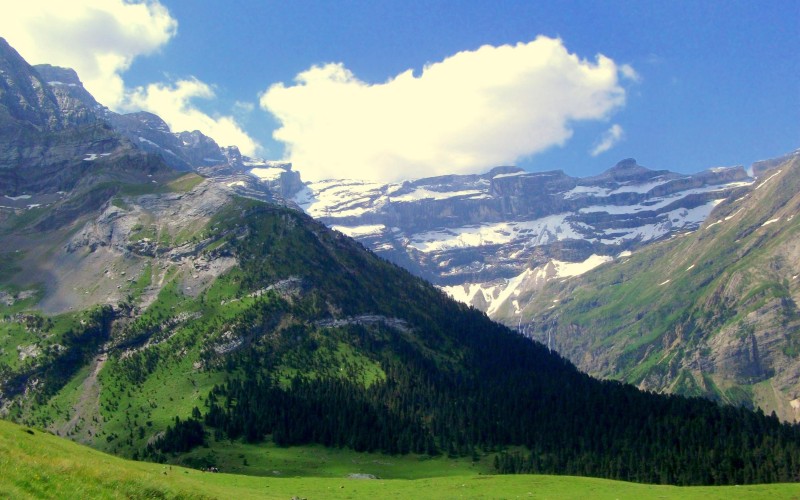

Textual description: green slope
[2,419,800,500]
[518,154,800,418]
[2,194,800,485]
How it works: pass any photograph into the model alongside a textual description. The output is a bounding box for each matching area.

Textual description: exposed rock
[293,159,752,314]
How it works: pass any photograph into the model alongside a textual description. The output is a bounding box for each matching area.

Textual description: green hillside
[3,419,799,499]
[2,195,800,485]
[518,154,800,418]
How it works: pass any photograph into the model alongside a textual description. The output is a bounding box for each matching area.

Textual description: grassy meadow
[2,419,800,499]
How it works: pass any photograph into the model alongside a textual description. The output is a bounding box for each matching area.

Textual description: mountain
[2,38,800,487]
[28,61,304,206]
[506,152,800,419]
[289,160,752,315]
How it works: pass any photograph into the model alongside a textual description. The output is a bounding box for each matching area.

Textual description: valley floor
[2,420,799,499]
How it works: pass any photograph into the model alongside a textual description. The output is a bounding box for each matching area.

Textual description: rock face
[291,160,752,314]
[0,38,65,131]
[0,37,153,196]
[511,153,800,419]
[0,38,295,316]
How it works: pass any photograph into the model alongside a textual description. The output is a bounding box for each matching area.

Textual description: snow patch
[83,153,98,161]
[391,188,486,202]
[442,283,494,307]
[5,195,31,201]
[250,167,286,182]
[686,264,695,271]
[493,171,529,179]
[762,218,780,227]
[551,254,613,278]
[487,269,532,316]
[617,250,632,258]
[564,185,610,199]
[408,214,582,253]
[330,224,386,238]
[754,170,782,190]
[724,208,745,221]
[658,279,671,286]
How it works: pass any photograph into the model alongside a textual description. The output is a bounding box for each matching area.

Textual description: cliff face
[291,159,753,314]
[513,153,800,420]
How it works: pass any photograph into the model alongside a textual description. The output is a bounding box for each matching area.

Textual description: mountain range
[1,36,799,487]
[507,151,800,419]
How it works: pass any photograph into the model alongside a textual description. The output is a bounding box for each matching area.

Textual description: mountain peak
[0,37,64,130]
[33,64,82,86]
[488,165,524,177]
[613,157,638,169]
[585,158,670,184]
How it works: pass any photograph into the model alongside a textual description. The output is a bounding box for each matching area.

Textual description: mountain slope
[513,153,800,419]
[2,38,800,487]
[5,197,800,485]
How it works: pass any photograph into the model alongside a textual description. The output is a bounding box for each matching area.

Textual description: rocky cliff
[291,159,753,315]
[509,153,800,419]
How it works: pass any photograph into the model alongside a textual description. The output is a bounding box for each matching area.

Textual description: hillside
[1,37,800,487]
[4,191,800,485]
[513,153,800,419]
[5,420,799,500]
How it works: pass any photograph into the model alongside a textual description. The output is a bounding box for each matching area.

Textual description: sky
[0,0,798,182]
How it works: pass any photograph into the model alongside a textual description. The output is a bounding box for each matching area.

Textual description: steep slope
[291,160,751,314]
[514,152,800,419]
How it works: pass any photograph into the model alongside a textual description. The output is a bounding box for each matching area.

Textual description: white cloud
[0,0,176,108]
[126,79,261,155]
[0,0,259,156]
[233,101,256,114]
[620,64,641,83]
[590,124,625,157]
[260,36,630,182]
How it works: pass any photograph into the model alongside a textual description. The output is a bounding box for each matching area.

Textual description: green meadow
[2,419,799,499]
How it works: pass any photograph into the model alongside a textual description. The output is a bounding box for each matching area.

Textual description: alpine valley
[2,35,800,493]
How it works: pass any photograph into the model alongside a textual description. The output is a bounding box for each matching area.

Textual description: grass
[2,419,800,499]
[0,310,80,371]
[167,173,205,193]
[174,439,492,479]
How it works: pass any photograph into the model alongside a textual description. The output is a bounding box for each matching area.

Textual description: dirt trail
[51,352,107,443]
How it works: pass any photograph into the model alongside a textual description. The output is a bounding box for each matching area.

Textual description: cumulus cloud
[0,0,259,156]
[126,79,261,155]
[0,0,176,108]
[590,124,625,157]
[261,36,630,182]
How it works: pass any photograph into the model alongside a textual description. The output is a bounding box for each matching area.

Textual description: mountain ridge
[506,153,800,418]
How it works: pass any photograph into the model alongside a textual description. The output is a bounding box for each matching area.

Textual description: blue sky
[1,1,798,181]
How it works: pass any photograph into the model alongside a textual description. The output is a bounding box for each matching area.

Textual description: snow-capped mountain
[291,160,753,315]
[1,36,756,322]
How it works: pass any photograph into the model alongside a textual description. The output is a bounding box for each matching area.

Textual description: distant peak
[488,166,524,177]
[34,64,82,86]
[610,158,640,170]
